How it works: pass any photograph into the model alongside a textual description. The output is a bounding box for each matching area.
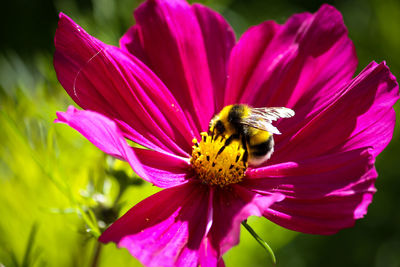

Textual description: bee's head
[209,115,226,135]
[209,105,239,135]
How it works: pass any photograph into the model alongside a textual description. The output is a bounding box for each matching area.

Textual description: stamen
[190,132,247,187]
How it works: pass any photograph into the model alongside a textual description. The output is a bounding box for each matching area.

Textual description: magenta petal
[244,148,376,234]
[191,4,236,111]
[263,191,374,235]
[99,182,212,267]
[225,4,357,115]
[56,106,190,188]
[198,237,227,267]
[132,148,190,188]
[208,187,284,257]
[273,61,399,163]
[54,13,195,156]
[122,3,235,114]
[120,25,149,66]
[123,0,235,132]
[198,238,218,267]
[337,63,399,157]
[224,20,280,106]
[246,148,375,197]
[55,106,149,182]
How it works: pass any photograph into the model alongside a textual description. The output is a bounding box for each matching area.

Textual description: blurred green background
[1,0,399,266]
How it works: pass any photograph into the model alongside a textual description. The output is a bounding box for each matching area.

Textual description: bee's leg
[212,128,218,141]
[209,126,215,139]
[241,134,249,163]
[217,134,240,155]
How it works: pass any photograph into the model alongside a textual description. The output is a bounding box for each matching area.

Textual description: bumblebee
[209,104,295,166]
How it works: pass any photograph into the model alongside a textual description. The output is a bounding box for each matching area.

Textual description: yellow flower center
[190,132,247,187]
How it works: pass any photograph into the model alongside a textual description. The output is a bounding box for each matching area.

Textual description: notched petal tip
[380,61,400,95]
[354,192,374,219]
[319,3,342,14]
[54,105,78,124]
[55,12,82,36]
[58,12,67,19]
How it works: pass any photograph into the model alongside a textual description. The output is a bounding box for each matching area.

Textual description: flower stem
[91,241,102,267]
[242,220,276,265]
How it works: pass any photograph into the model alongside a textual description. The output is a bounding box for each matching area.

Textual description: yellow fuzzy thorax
[210,105,251,135]
[190,132,247,187]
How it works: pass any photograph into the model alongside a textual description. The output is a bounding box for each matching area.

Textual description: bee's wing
[241,118,281,134]
[252,107,295,120]
[241,107,295,134]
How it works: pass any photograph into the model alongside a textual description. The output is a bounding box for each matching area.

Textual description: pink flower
[54,0,399,266]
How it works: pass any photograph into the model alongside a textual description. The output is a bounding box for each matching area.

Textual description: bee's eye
[215,120,225,134]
